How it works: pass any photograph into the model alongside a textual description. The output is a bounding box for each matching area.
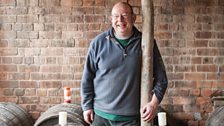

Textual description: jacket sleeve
[81,42,97,111]
[152,40,168,103]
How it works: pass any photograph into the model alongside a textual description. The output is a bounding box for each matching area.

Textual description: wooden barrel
[205,106,224,126]
[34,103,88,126]
[0,102,34,126]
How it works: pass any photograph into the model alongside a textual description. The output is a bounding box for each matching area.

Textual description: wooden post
[141,0,154,126]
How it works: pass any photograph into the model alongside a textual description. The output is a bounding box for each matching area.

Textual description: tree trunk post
[141,0,154,126]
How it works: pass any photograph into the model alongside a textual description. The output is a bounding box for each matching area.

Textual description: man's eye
[122,14,128,18]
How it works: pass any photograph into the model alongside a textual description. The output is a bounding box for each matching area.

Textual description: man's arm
[141,40,168,122]
[152,40,168,103]
[81,43,97,124]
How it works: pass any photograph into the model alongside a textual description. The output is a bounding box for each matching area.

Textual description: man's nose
[117,15,125,21]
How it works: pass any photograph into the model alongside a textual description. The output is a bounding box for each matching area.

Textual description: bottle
[158,112,167,126]
[64,86,71,103]
[59,111,67,126]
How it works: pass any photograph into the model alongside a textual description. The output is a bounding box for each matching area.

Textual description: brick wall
[0,0,223,125]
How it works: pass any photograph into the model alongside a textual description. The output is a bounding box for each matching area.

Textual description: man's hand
[140,94,159,122]
[140,102,157,122]
[83,109,94,124]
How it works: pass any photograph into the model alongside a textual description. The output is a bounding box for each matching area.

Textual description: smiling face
[110,2,136,38]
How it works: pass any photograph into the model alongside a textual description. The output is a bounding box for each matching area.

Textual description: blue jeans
[92,114,140,126]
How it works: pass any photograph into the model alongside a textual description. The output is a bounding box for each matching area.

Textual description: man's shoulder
[94,28,111,40]
[89,28,112,49]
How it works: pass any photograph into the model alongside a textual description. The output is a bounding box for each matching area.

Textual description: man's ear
[132,14,136,23]
[109,16,112,22]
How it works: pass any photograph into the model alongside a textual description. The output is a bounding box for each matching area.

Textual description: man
[81,2,168,126]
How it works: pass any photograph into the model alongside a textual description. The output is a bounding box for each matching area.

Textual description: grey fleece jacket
[81,26,168,116]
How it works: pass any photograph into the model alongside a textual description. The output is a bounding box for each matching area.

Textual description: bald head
[111,2,134,15]
[110,2,136,38]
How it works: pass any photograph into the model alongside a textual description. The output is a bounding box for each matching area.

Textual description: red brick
[173,96,195,105]
[40,97,61,104]
[25,89,36,96]
[37,89,47,96]
[207,73,220,80]
[39,31,61,39]
[0,97,18,103]
[12,57,23,64]
[202,24,212,31]
[128,0,141,6]
[196,97,210,105]
[0,0,16,6]
[183,104,200,112]
[61,0,74,7]
[0,23,12,30]
[209,39,224,47]
[0,31,16,39]
[161,6,184,15]
[195,32,212,39]
[190,89,201,96]
[220,66,224,72]
[30,112,40,120]
[40,65,62,72]
[172,112,193,120]
[215,32,224,39]
[175,65,196,72]
[185,73,206,81]
[48,88,60,96]
[197,48,218,56]
[41,48,63,56]
[195,81,212,88]
[187,40,208,47]
[17,15,38,23]
[105,0,126,7]
[197,65,218,72]
[8,73,29,80]
[173,0,196,6]
[61,74,74,80]
[168,88,189,96]
[84,15,105,23]
[62,31,83,39]
[83,0,94,6]
[212,81,224,88]
[196,15,212,23]
[87,23,101,30]
[0,73,7,80]
[39,0,60,7]
[72,7,94,15]
[202,57,213,64]
[0,81,18,88]
[201,89,212,97]
[18,65,40,72]
[19,96,39,104]
[95,0,105,6]
[0,40,8,47]
[154,31,172,39]
[199,121,206,126]
[74,73,82,80]
[214,24,224,31]
[15,88,25,96]
[84,31,101,39]
[17,0,38,6]
[39,81,62,88]
[188,121,199,126]
[191,57,202,64]
[30,104,48,112]
[196,0,217,6]
[4,88,14,96]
